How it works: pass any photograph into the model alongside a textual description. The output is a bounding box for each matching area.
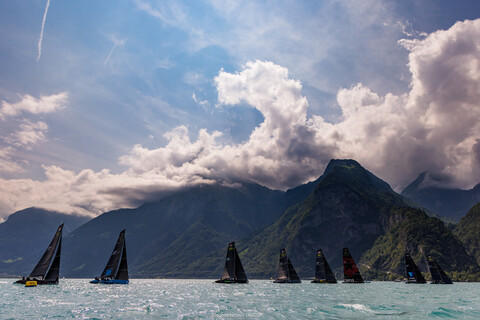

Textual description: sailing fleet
[215,243,454,285]
[13,225,454,286]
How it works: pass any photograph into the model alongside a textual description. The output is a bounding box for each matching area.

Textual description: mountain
[3,160,479,280]
[234,160,479,280]
[0,208,90,276]
[454,202,480,267]
[401,172,480,222]
[238,159,407,278]
[361,207,479,281]
[62,182,306,278]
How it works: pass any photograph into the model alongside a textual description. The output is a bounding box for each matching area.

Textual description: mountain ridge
[1,159,480,281]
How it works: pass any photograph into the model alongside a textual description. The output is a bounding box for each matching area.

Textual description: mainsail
[28,224,63,282]
[99,230,128,282]
[44,235,62,282]
[405,253,426,283]
[277,248,289,280]
[312,249,337,283]
[217,241,248,283]
[274,248,301,283]
[343,247,364,283]
[427,255,453,284]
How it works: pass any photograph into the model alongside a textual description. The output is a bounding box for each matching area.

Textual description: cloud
[0,92,68,119]
[1,19,480,218]
[4,121,48,150]
[0,147,23,174]
[37,0,51,62]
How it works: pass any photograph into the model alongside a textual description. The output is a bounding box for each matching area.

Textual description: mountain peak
[323,159,362,176]
[321,159,393,193]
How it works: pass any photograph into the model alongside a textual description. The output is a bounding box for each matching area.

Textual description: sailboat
[15,224,63,285]
[90,230,129,284]
[404,253,426,283]
[311,249,337,283]
[273,248,301,283]
[427,255,453,284]
[215,241,248,283]
[342,247,364,283]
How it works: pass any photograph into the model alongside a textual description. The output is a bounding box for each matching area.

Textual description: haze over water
[1,279,479,319]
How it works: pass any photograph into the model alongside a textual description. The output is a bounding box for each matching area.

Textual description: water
[1,279,479,319]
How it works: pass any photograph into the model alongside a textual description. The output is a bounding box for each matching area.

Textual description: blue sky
[0,0,480,218]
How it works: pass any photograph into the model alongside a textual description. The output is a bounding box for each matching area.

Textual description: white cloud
[0,147,23,174]
[4,121,48,150]
[0,92,68,119]
[1,19,480,218]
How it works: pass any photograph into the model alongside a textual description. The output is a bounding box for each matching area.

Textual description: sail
[44,236,61,282]
[115,236,128,281]
[427,255,452,284]
[221,242,237,279]
[343,247,364,283]
[287,258,300,281]
[101,230,126,279]
[405,253,426,283]
[233,246,247,281]
[277,248,289,280]
[29,224,64,279]
[314,249,337,283]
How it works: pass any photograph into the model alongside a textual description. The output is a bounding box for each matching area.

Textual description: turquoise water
[1,279,479,319]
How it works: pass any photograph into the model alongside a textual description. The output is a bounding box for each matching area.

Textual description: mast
[29,224,63,279]
[405,253,426,283]
[343,247,364,283]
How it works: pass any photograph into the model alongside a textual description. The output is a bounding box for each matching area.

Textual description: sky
[0,0,480,219]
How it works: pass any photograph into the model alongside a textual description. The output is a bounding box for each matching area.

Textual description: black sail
[217,242,248,283]
[405,253,426,283]
[343,247,364,283]
[314,249,337,283]
[287,258,300,281]
[115,236,128,281]
[101,230,126,279]
[233,247,247,282]
[221,242,236,279]
[29,224,63,279]
[277,248,289,280]
[427,255,452,284]
[44,236,61,282]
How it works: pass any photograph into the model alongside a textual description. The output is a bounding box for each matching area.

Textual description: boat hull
[215,279,248,284]
[342,279,364,284]
[273,279,301,283]
[311,279,337,283]
[15,279,58,285]
[90,279,129,284]
[430,280,453,284]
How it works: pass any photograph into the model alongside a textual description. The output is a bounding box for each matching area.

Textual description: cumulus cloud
[1,19,480,217]
[0,92,68,119]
